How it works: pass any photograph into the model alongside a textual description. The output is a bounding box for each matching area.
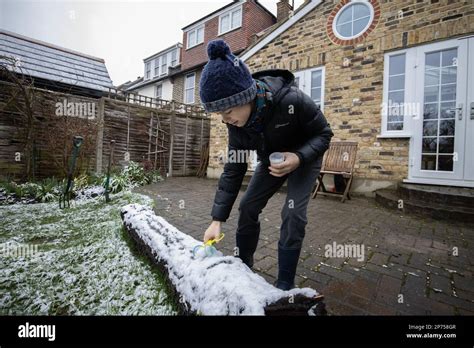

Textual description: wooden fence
[0,81,210,180]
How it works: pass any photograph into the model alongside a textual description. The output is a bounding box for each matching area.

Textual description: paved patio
[134,177,474,315]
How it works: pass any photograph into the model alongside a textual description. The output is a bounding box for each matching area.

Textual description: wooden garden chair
[312,141,358,203]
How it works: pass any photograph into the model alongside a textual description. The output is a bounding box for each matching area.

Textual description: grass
[0,191,177,315]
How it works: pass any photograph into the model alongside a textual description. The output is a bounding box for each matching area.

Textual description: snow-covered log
[120,204,326,316]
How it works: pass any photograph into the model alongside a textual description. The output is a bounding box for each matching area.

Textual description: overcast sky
[0,0,305,86]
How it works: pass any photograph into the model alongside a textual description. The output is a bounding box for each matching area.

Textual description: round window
[333,1,374,40]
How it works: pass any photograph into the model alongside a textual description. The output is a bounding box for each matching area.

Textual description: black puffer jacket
[211,69,334,222]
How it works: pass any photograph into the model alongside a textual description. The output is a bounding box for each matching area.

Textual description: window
[294,67,325,110]
[187,25,204,49]
[171,49,178,66]
[161,55,167,76]
[333,1,374,40]
[310,70,323,108]
[145,62,151,79]
[185,73,195,104]
[219,6,242,35]
[386,54,406,131]
[188,31,195,47]
[154,57,160,76]
[197,27,204,44]
[381,50,416,137]
[156,84,162,99]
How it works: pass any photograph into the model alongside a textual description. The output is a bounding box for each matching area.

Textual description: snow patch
[121,203,319,315]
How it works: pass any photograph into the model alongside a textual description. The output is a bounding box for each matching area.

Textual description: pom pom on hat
[207,39,231,60]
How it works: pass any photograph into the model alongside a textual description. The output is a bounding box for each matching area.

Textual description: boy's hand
[268,152,300,177]
[204,220,222,243]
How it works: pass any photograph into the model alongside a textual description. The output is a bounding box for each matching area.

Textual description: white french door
[409,37,474,187]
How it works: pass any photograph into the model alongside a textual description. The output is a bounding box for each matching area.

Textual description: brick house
[170,0,277,106]
[208,0,474,193]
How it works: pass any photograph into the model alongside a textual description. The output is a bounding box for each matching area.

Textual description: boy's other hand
[204,220,222,243]
[268,152,300,177]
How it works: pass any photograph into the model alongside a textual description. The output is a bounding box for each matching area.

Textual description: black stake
[105,140,116,203]
[59,136,83,209]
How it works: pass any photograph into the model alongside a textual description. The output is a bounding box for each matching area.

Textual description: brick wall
[208,0,474,190]
[244,0,278,46]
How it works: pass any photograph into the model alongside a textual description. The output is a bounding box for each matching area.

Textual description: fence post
[168,101,175,177]
[148,112,153,161]
[95,97,105,174]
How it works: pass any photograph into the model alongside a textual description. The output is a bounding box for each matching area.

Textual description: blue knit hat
[199,39,257,113]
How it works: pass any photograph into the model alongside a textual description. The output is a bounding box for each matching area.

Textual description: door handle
[447,104,463,120]
[470,102,474,120]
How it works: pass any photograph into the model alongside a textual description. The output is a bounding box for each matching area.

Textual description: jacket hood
[251,69,296,104]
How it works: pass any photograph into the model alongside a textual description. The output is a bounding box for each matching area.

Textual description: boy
[199,39,333,290]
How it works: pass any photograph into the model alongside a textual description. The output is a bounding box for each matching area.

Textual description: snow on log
[120,203,326,316]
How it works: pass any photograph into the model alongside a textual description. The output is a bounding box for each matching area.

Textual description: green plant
[20,182,40,198]
[105,174,128,194]
[2,181,18,195]
[14,184,26,199]
[87,173,104,186]
[144,170,162,184]
[74,174,89,190]
[122,161,146,186]
[36,178,60,202]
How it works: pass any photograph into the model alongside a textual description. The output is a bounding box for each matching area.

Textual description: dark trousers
[236,155,323,265]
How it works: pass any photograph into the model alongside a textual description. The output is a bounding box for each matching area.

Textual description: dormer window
[187,25,204,49]
[219,6,242,35]
[145,62,151,79]
[161,55,167,76]
[154,57,160,76]
[171,49,178,66]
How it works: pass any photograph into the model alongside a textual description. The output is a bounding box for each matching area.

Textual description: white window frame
[145,61,151,80]
[380,48,417,138]
[154,57,160,76]
[187,25,204,49]
[184,73,195,104]
[171,49,178,67]
[155,84,163,99]
[294,66,325,111]
[333,0,374,41]
[218,5,242,35]
[161,54,167,76]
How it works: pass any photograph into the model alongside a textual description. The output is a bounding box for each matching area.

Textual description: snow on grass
[0,192,177,315]
[122,204,319,315]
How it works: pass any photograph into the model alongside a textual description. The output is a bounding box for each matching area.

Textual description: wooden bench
[312,141,358,203]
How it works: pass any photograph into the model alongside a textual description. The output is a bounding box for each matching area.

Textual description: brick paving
[134,177,474,315]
